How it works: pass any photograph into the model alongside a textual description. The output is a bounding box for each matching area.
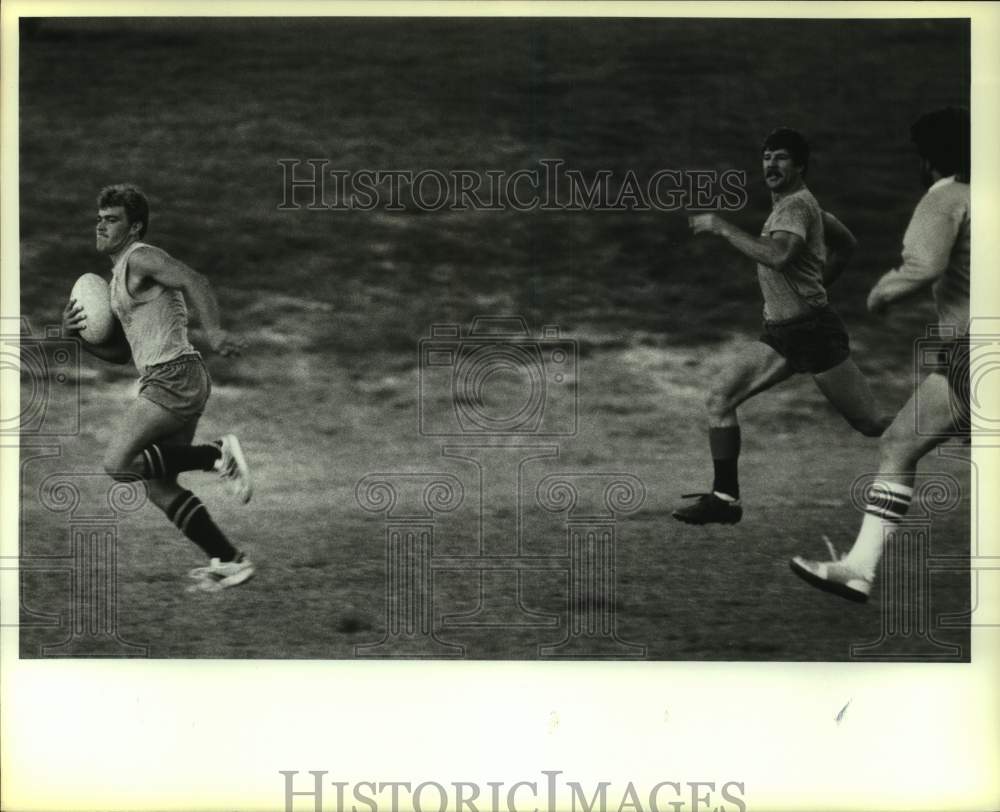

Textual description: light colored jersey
[894,176,970,332]
[757,186,828,321]
[109,241,198,372]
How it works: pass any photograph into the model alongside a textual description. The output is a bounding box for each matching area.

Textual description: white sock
[844,481,914,579]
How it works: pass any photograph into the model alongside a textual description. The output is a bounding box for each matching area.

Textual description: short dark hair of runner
[761,127,810,175]
[97,184,150,238]
[911,107,970,183]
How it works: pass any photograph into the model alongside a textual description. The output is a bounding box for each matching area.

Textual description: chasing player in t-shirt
[61,184,255,592]
[790,108,970,601]
[674,128,891,525]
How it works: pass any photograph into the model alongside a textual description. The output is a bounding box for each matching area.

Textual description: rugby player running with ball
[62,184,255,592]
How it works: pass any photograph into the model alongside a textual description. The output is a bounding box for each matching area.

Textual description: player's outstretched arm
[61,298,131,364]
[689,213,804,271]
[866,267,938,314]
[866,195,957,314]
[821,211,857,287]
[128,248,245,357]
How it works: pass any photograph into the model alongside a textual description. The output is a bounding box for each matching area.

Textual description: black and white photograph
[2,2,998,811]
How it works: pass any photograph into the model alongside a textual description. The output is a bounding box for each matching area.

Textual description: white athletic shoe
[187,554,256,593]
[215,434,253,504]
[789,537,873,603]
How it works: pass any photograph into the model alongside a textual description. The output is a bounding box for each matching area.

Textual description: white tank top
[109,241,198,372]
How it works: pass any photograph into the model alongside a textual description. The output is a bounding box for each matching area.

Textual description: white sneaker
[187,555,256,593]
[215,434,253,504]
[789,549,873,603]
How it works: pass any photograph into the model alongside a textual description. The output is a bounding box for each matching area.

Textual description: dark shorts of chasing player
[138,353,211,423]
[946,333,971,433]
[759,305,851,374]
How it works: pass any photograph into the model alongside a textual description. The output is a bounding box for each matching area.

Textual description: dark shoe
[671,492,742,525]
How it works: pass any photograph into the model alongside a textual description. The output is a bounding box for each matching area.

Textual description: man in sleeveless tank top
[791,108,971,602]
[61,184,255,592]
[673,128,891,526]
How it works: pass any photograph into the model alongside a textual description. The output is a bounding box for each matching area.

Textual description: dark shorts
[759,306,851,374]
[138,354,211,423]
[945,334,971,432]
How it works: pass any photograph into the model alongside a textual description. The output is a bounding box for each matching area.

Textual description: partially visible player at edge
[61,184,255,592]
[790,107,970,601]
[674,128,891,525]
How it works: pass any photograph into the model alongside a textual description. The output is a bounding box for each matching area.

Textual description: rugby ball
[70,273,115,344]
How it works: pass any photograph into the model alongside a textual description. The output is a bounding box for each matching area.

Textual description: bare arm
[821,211,857,287]
[61,298,131,364]
[128,247,243,356]
[689,213,804,271]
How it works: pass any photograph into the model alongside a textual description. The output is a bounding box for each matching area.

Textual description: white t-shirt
[894,176,970,333]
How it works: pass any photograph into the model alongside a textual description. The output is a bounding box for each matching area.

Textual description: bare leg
[102,397,190,480]
[705,340,795,427]
[840,372,956,576]
[102,399,241,565]
[812,357,891,437]
[791,373,959,598]
[675,341,794,522]
[872,371,956,489]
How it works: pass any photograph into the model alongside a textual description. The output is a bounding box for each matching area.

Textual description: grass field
[17,17,972,660]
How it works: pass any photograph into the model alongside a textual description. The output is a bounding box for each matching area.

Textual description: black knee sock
[142,442,221,480]
[165,489,238,562]
[709,426,741,500]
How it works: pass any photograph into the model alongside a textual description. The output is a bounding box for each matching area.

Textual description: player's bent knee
[705,388,734,421]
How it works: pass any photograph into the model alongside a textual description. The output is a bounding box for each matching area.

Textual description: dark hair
[97,184,150,237]
[911,107,969,182]
[762,128,810,173]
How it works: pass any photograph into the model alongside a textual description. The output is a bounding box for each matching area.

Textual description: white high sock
[843,480,914,579]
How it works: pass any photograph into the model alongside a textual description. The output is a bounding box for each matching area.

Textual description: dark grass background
[17,17,972,659]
